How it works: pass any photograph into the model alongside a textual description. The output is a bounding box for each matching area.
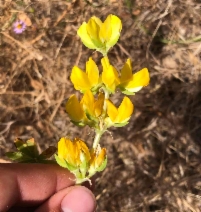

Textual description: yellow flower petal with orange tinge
[94,92,104,117]
[58,137,90,167]
[90,147,107,169]
[106,96,134,123]
[66,95,86,122]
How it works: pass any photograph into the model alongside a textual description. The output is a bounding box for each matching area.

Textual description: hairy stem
[92,130,103,149]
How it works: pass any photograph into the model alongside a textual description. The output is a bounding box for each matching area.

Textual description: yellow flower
[77,14,122,55]
[106,96,134,124]
[119,59,150,94]
[66,94,87,123]
[89,147,107,173]
[81,90,104,118]
[66,91,104,126]
[57,137,91,168]
[70,57,100,93]
[101,57,120,93]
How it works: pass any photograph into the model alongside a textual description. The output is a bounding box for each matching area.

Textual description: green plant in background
[7,14,150,185]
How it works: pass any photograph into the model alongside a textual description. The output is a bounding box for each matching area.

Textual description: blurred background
[0,0,201,211]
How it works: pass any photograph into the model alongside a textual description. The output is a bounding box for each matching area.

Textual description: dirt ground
[0,0,201,211]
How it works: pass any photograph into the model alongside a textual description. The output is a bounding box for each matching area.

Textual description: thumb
[35,186,96,212]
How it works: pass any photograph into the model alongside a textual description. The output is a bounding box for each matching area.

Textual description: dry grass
[0,0,201,211]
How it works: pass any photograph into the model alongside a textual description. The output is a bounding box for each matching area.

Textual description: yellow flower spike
[119,59,150,94]
[101,57,120,93]
[66,94,86,123]
[70,57,100,93]
[77,14,122,55]
[106,96,134,124]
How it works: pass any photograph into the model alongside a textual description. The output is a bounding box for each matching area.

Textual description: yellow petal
[66,95,85,122]
[94,92,104,117]
[95,148,106,167]
[70,66,92,92]
[101,57,120,92]
[117,96,134,123]
[75,138,91,162]
[106,99,118,122]
[80,90,95,116]
[99,15,112,42]
[58,137,79,166]
[86,57,99,86]
[101,56,110,71]
[77,22,97,49]
[91,16,102,27]
[125,68,150,92]
[58,137,68,159]
[107,15,122,47]
[86,18,102,47]
[67,138,80,166]
[120,58,132,83]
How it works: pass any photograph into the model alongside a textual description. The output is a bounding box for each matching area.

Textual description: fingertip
[35,186,96,212]
[61,186,96,212]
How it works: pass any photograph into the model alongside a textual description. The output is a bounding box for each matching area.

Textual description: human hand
[0,163,96,212]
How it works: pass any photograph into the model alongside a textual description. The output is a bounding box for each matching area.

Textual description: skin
[0,163,96,212]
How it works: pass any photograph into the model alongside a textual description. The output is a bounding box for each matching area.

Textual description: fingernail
[61,186,96,212]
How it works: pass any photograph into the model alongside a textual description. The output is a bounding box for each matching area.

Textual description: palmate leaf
[14,138,39,158]
[6,138,56,163]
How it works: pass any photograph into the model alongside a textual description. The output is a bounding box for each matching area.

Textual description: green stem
[92,130,103,149]
[103,89,109,112]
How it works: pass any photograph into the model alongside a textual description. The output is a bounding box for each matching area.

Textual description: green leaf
[6,152,33,163]
[14,138,39,158]
[6,152,23,161]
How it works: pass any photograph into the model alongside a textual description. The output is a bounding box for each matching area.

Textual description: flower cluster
[56,14,150,184]
[55,137,107,184]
